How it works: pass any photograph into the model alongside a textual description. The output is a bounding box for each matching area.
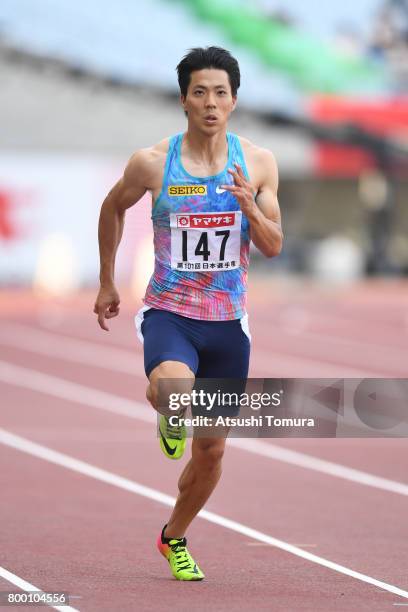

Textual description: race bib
[170,211,242,272]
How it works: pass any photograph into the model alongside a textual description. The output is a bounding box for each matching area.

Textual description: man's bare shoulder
[238,136,278,189]
[238,136,277,166]
[125,137,170,188]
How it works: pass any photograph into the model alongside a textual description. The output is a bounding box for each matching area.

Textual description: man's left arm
[222,151,283,258]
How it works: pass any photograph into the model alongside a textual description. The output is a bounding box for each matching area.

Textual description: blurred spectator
[367,0,408,90]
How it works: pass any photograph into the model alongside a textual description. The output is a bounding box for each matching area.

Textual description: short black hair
[176,46,240,97]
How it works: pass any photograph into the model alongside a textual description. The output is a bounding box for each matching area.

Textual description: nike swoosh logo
[189,564,199,574]
[215,186,226,194]
[159,428,177,456]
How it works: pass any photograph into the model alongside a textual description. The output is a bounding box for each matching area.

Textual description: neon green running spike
[158,414,186,460]
[157,532,205,581]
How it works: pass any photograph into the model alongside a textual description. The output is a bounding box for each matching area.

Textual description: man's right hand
[93,285,121,331]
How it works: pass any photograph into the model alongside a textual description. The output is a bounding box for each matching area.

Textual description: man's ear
[231,96,237,112]
[181,94,188,117]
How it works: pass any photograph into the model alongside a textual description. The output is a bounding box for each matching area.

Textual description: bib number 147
[170,211,241,272]
[182,230,229,262]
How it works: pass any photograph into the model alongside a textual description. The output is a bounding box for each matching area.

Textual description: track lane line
[0,322,393,377]
[1,359,408,497]
[1,428,408,601]
[0,566,79,611]
[0,359,153,422]
[232,438,408,496]
[0,324,142,375]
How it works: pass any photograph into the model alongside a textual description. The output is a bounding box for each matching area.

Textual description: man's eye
[218,90,227,95]
[194,91,204,95]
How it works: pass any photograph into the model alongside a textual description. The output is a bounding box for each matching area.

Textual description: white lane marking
[0,566,79,611]
[1,360,408,498]
[230,438,408,497]
[0,322,391,378]
[280,327,408,361]
[246,542,317,548]
[0,323,142,375]
[251,353,381,377]
[39,307,408,351]
[1,429,407,601]
[0,360,154,423]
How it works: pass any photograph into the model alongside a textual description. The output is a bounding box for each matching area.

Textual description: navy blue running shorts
[135,307,251,417]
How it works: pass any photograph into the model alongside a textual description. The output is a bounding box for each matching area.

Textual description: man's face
[181,68,237,132]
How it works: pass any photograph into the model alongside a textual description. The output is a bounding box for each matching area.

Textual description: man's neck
[184,126,228,165]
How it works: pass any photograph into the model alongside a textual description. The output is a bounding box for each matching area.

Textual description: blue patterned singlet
[143,132,251,320]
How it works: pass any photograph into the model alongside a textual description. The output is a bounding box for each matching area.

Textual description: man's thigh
[196,319,250,379]
[192,320,250,421]
[141,309,199,378]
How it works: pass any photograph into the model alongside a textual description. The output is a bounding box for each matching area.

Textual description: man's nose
[205,93,216,107]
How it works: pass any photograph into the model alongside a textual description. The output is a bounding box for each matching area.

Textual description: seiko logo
[168,185,207,196]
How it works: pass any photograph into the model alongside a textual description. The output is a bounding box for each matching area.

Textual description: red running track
[1,281,408,611]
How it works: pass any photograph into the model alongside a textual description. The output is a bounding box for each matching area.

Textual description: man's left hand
[221,163,257,218]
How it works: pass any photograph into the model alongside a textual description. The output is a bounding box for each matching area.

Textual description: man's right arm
[94,151,149,331]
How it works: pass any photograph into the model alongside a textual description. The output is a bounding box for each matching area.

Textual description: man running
[94,46,282,581]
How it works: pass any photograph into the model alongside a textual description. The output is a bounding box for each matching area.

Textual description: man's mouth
[204,115,218,123]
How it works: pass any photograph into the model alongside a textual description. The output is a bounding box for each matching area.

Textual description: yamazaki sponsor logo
[176,213,235,228]
[168,185,207,196]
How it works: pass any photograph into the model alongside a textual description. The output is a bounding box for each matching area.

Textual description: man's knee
[192,438,226,470]
[147,360,195,413]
